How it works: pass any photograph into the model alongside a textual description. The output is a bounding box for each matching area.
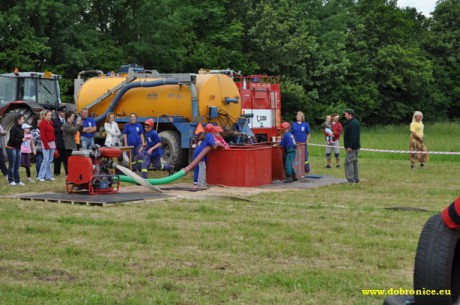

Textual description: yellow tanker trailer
[74,66,246,167]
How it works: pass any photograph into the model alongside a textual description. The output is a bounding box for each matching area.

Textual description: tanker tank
[75,73,241,123]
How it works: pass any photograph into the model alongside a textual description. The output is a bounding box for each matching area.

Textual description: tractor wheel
[413,214,460,305]
[159,130,187,168]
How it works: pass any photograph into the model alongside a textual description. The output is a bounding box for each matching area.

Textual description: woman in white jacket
[104,112,121,146]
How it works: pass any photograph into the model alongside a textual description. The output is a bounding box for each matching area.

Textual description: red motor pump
[66,147,122,194]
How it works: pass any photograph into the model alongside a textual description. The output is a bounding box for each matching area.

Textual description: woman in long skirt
[409,111,428,168]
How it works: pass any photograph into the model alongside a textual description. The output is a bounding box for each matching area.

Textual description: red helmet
[205,123,215,133]
[214,126,223,133]
[145,118,154,128]
[281,122,290,130]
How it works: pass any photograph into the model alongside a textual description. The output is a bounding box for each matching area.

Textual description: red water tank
[206,146,272,187]
[67,155,93,184]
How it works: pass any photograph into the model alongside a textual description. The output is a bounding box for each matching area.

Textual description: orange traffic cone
[195,122,204,135]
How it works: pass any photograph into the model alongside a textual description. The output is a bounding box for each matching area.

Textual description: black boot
[292,174,298,181]
[284,175,293,183]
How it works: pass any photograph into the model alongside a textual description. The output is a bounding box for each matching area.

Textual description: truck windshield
[0,76,17,105]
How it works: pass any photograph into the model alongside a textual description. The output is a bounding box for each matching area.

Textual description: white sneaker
[48,178,56,181]
[38,179,45,182]
[28,177,34,182]
[17,182,25,186]
[9,182,16,186]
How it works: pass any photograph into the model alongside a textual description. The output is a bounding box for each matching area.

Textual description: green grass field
[0,122,459,305]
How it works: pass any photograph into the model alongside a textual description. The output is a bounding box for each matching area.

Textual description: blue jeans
[37,148,55,180]
[0,147,8,176]
[7,148,21,183]
[81,136,95,150]
[35,153,43,178]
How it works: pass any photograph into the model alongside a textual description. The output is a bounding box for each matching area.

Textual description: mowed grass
[0,122,459,305]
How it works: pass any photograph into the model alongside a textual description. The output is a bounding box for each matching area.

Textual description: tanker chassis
[74,66,254,168]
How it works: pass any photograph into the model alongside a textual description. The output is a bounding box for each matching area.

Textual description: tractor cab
[0,71,61,110]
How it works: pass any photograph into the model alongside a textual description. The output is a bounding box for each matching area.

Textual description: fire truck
[234,74,281,142]
[204,69,281,143]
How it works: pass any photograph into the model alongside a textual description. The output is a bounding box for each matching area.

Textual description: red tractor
[0,69,72,142]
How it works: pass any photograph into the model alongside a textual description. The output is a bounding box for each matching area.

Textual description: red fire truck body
[234,75,281,142]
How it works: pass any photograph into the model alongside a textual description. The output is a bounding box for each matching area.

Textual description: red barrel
[271,143,306,180]
[207,146,272,187]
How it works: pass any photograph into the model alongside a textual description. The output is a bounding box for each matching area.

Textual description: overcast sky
[397,0,437,16]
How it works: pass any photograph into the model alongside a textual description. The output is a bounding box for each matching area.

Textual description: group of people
[273,111,312,183]
[276,108,371,185]
[193,123,229,187]
[278,109,427,185]
[0,104,428,187]
[275,108,360,185]
[0,106,86,186]
[0,107,183,186]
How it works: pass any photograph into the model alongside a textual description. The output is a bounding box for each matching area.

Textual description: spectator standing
[343,109,360,184]
[37,110,56,182]
[53,105,67,175]
[325,113,343,168]
[31,115,43,178]
[123,113,145,172]
[80,107,96,149]
[6,114,25,185]
[291,111,311,175]
[279,122,297,183]
[0,115,8,179]
[104,112,121,147]
[63,111,81,164]
[410,111,428,168]
[20,123,36,182]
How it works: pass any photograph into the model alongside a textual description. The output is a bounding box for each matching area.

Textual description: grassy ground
[0,122,459,305]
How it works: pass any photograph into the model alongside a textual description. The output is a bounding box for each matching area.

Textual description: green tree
[424,0,460,119]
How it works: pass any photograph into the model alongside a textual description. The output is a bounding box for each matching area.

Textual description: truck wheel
[1,108,34,148]
[413,214,460,305]
[159,130,186,168]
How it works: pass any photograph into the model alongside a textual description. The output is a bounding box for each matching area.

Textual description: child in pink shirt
[21,123,36,182]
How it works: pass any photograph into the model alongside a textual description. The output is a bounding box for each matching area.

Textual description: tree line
[0,0,459,125]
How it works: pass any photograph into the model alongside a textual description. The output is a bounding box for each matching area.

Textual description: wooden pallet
[19,192,175,207]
